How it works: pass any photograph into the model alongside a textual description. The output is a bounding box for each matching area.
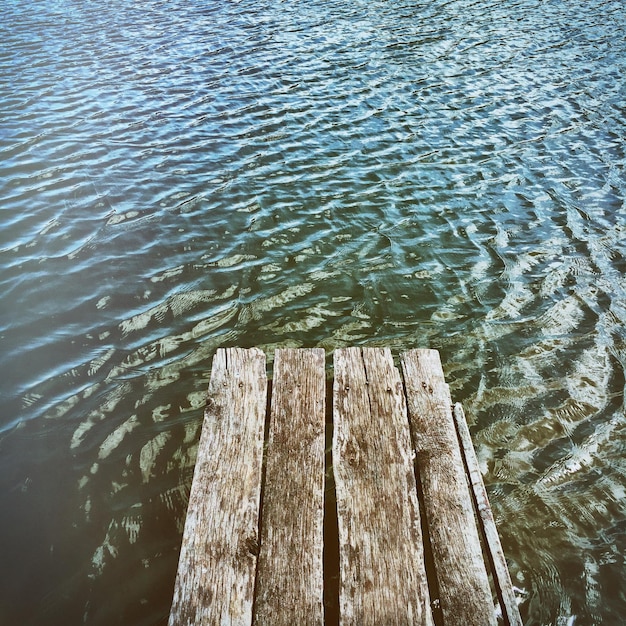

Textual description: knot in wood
[242,534,259,557]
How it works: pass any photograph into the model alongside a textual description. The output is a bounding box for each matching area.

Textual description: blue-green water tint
[1,0,625,622]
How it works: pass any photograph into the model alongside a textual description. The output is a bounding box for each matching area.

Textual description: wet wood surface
[333,347,433,625]
[401,348,497,626]
[254,348,326,626]
[168,347,267,626]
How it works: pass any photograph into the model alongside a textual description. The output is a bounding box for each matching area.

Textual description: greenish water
[1,0,625,623]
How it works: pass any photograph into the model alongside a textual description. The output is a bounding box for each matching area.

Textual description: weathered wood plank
[333,347,433,626]
[453,403,523,626]
[401,349,496,626]
[169,347,267,626]
[254,348,326,626]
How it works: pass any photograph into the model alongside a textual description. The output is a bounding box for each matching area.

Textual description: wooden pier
[169,347,522,626]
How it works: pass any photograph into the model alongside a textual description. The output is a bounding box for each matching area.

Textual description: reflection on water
[1,0,625,623]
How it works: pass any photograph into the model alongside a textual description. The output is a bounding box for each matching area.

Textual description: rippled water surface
[1,0,625,623]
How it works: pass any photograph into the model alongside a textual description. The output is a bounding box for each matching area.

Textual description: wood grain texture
[401,349,496,626]
[169,347,267,626]
[254,348,326,626]
[333,347,433,626]
[453,403,523,626]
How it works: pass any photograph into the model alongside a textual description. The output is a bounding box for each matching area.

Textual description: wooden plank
[453,403,523,626]
[333,347,433,626]
[169,347,267,626]
[254,348,326,626]
[401,349,496,626]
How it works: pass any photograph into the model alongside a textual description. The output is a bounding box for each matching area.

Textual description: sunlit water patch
[1,0,625,623]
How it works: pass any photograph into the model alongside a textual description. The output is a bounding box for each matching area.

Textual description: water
[1,0,625,623]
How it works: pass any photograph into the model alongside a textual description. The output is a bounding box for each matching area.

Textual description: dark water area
[1,0,625,623]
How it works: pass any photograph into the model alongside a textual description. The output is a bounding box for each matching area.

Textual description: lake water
[1,0,625,623]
